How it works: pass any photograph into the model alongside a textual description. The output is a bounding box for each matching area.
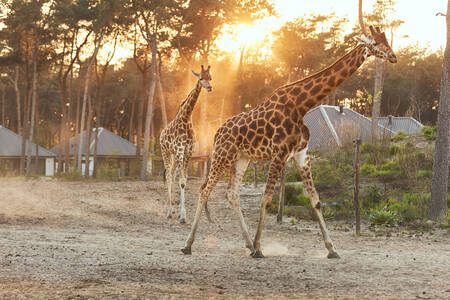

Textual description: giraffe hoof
[180,218,186,224]
[167,214,172,219]
[327,252,340,259]
[181,247,192,255]
[251,250,265,259]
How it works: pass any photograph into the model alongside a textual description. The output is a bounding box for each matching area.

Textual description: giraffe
[181,26,396,258]
[160,65,212,223]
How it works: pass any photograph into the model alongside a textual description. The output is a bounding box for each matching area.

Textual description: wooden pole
[277,166,286,224]
[354,139,362,235]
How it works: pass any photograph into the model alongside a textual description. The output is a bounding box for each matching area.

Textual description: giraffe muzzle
[388,55,397,63]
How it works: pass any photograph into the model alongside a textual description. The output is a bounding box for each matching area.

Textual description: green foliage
[284,185,310,207]
[389,193,430,222]
[421,126,437,140]
[375,160,400,178]
[368,206,399,226]
[390,130,408,142]
[388,144,404,156]
[59,168,83,181]
[416,169,432,179]
[361,143,389,165]
[363,185,384,208]
[361,163,376,176]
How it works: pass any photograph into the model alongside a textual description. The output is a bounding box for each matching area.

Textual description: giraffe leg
[252,156,285,258]
[181,163,225,255]
[293,148,340,259]
[177,157,187,224]
[162,149,175,219]
[226,157,255,253]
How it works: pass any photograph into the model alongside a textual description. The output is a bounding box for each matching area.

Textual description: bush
[363,185,384,208]
[311,159,347,191]
[416,169,432,179]
[388,144,404,156]
[362,143,389,165]
[391,130,408,142]
[368,206,399,226]
[390,193,430,222]
[59,168,83,181]
[361,163,376,176]
[421,126,437,140]
[375,160,400,179]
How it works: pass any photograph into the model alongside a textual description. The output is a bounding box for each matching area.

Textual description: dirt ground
[0,178,449,299]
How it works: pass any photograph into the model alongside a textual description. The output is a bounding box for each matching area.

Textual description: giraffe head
[192,65,213,92]
[356,25,397,63]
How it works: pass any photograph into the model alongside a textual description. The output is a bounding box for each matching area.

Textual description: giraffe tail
[162,168,166,184]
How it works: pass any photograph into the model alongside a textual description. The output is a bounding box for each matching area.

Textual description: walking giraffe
[182,26,397,258]
[160,65,212,223]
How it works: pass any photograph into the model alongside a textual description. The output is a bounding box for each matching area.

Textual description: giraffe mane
[273,44,365,94]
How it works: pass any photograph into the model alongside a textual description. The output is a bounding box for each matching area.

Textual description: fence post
[277,166,286,224]
[354,139,362,235]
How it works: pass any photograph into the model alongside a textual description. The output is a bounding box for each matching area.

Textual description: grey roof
[377,116,423,134]
[0,125,55,157]
[304,105,394,152]
[50,127,137,156]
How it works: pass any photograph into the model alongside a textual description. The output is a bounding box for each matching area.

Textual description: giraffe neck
[273,44,369,117]
[176,81,202,120]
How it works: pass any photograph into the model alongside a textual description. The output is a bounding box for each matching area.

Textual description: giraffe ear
[191,70,200,78]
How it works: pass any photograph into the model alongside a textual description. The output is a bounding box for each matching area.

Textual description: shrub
[416,169,432,179]
[375,160,400,179]
[364,185,384,206]
[362,143,389,165]
[388,144,403,156]
[59,168,83,181]
[391,130,408,142]
[390,193,430,222]
[361,163,376,176]
[368,206,399,226]
[421,126,437,140]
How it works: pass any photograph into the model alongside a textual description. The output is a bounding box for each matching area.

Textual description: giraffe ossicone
[159,65,212,223]
[181,25,396,258]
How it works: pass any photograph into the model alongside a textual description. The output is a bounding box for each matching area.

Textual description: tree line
[0,0,443,178]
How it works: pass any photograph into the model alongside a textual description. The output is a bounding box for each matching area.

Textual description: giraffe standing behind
[182,26,397,258]
[160,65,212,223]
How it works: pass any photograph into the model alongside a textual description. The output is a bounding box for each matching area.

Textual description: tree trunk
[84,95,94,179]
[141,35,157,180]
[12,66,22,136]
[157,54,167,128]
[429,1,450,222]
[128,88,137,142]
[1,84,5,126]
[26,33,39,176]
[77,32,103,171]
[371,58,384,142]
[136,73,146,157]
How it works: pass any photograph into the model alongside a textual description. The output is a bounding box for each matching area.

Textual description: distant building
[377,116,423,135]
[0,125,55,176]
[50,127,138,176]
[304,105,395,152]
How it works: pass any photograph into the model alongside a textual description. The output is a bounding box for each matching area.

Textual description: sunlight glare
[216,20,277,57]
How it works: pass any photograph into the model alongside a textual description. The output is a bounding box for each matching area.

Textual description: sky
[272,0,447,51]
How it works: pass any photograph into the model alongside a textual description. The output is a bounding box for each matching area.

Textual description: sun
[216,22,273,55]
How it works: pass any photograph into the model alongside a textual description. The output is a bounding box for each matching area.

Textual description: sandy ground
[0,178,449,299]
